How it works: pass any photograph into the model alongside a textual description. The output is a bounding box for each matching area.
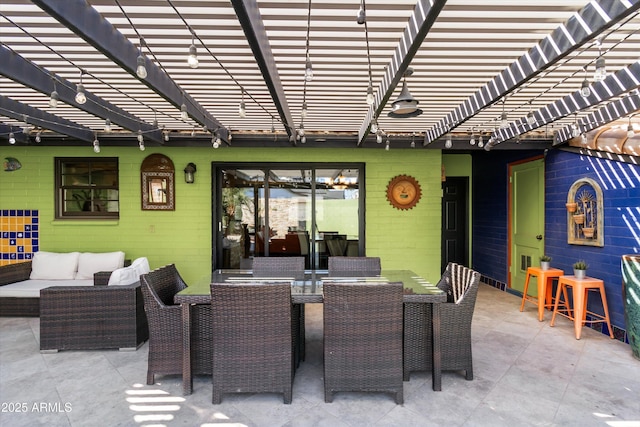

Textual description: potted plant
[573,260,588,279]
[540,255,552,271]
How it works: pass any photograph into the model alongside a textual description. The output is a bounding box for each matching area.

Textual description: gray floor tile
[2,283,639,426]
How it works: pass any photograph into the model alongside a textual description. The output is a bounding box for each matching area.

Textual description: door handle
[536,234,543,240]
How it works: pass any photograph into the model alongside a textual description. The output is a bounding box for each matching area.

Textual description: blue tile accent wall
[544,149,640,334]
[0,209,39,265]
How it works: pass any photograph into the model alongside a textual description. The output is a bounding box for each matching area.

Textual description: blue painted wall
[544,149,640,331]
[471,150,540,283]
[472,147,639,335]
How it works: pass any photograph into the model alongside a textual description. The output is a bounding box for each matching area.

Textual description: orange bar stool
[520,266,564,321]
[550,275,614,340]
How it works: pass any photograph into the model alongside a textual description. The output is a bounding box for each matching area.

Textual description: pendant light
[388,68,422,118]
[188,34,199,69]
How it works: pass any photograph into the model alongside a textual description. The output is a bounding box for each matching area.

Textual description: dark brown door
[441,177,468,271]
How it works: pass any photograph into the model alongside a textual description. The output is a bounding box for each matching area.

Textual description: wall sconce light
[184,163,197,183]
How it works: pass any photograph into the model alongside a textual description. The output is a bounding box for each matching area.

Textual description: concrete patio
[1,283,638,426]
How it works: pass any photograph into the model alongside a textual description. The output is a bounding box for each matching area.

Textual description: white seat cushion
[75,251,125,279]
[0,279,93,298]
[107,258,149,286]
[29,251,80,280]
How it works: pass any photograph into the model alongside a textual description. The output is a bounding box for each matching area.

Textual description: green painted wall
[1,146,443,283]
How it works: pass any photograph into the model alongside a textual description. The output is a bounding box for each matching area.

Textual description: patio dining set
[139,257,481,404]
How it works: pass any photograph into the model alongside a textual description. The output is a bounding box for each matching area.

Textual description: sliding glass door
[214,163,364,270]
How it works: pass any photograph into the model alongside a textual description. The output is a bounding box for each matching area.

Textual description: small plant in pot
[540,255,552,271]
[573,260,588,279]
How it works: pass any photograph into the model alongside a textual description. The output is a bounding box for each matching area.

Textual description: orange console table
[550,275,614,340]
[520,267,564,321]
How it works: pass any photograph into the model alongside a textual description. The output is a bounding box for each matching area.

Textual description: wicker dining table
[174,269,446,395]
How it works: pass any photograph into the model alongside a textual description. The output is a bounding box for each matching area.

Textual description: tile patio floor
[1,283,639,426]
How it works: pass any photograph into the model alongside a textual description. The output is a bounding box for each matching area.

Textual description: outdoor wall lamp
[184,163,197,184]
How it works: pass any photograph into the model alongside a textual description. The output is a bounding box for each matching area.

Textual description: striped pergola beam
[0,46,162,143]
[490,61,640,144]
[33,0,229,144]
[554,91,640,144]
[357,0,447,145]
[232,0,295,142]
[423,0,640,146]
[0,95,95,143]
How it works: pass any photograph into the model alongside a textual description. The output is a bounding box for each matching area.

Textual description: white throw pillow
[131,257,150,277]
[75,251,125,279]
[107,265,139,286]
[29,251,80,280]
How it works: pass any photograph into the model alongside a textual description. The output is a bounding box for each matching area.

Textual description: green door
[510,158,544,295]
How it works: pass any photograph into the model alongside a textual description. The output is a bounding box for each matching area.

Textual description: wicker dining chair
[323,281,404,403]
[252,256,305,277]
[252,256,306,367]
[327,256,381,275]
[210,282,294,404]
[404,262,481,382]
[140,264,212,384]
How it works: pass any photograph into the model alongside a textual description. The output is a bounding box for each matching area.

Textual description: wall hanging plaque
[566,177,603,247]
[386,175,421,210]
[141,153,175,210]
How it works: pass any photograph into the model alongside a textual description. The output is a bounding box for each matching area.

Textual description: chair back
[323,281,404,403]
[210,282,293,404]
[252,256,304,278]
[328,256,381,276]
[140,264,187,307]
[437,262,480,304]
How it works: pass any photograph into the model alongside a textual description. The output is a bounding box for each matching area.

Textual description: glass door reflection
[216,164,362,270]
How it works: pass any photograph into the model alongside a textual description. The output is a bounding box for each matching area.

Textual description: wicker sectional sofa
[0,251,149,352]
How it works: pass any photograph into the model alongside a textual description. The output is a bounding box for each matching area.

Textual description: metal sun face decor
[386,174,422,210]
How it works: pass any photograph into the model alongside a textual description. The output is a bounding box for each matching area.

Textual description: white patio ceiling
[1,0,639,149]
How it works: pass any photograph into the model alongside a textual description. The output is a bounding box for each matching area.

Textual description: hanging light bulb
[478,135,484,148]
[136,54,147,79]
[581,133,588,145]
[469,129,476,146]
[212,132,221,148]
[628,123,635,138]
[164,130,170,142]
[370,119,378,134]
[357,6,366,24]
[104,118,112,132]
[445,133,452,149]
[138,130,145,151]
[93,135,100,153]
[366,83,374,105]
[376,130,383,144]
[239,88,246,118]
[301,101,308,119]
[181,103,189,120]
[304,57,313,82]
[580,66,591,97]
[187,36,199,68]
[593,56,606,82]
[35,129,42,143]
[75,71,86,105]
[8,132,16,144]
[49,78,59,108]
[385,137,390,151]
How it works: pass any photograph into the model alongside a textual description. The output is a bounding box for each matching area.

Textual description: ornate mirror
[141,153,175,210]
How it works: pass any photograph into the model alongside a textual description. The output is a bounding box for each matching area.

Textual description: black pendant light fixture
[388,67,422,118]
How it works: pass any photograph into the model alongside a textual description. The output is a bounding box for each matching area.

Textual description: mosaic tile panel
[0,209,39,266]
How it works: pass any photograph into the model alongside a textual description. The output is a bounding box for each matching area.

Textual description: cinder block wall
[0,145,443,284]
